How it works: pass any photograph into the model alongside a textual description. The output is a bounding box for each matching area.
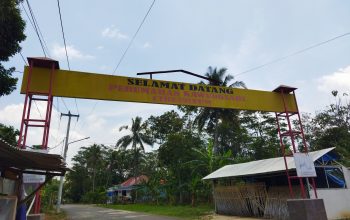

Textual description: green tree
[116,116,154,176]
[147,110,184,144]
[81,144,106,192]
[240,111,280,160]
[158,130,204,204]
[193,66,246,155]
[41,179,60,210]
[0,0,26,97]
[65,144,109,203]
[0,123,19,146]
[309,91,350,165]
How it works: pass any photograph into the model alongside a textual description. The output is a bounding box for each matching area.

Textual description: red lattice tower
[17,57,59,213]
[274,85,318,199]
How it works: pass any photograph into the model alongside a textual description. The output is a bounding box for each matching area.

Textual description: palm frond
[119,125,128,131]
[229,81,247,89]
[116,135,132,149]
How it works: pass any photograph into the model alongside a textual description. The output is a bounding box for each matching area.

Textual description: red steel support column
[274,85,318,199]
[18,57,59,213]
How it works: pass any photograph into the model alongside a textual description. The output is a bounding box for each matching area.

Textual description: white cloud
[317,65,350,93]
[143,42,152,49]
[86,114,106,131]
[96,46,104,50]
[0,103,23,126]
[51,43,95,60]
[101,26,128,39]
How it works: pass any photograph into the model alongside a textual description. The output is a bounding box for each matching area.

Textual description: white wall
[309,166,350,219]
[310,189,350,219]
[342,167,350,188]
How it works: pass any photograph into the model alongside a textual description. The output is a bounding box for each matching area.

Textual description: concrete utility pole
[56,111,79,212]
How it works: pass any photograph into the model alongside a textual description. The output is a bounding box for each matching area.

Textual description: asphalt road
[61,204,179,220]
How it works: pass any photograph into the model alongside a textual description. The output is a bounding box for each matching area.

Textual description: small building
[203,147,350,220]
[107,175,148,204]
[0,138,68,219]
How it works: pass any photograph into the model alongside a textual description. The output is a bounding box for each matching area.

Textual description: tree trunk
[92,169,96,192]
[191,192,195,207]
[213,120,219,155]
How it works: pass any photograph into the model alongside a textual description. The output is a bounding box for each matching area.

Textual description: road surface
[61,204,179,220]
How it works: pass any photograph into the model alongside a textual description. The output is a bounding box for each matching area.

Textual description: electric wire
[112,0,156,74]
[61,98,69,112]
[48,138,65,150]
[25,0,51,57]
[20,2,47,56]
[56,0,80,115]
[23,0,50,57]
[56,0,70,70]
[234,32,350,78]
[77,1,156,131]
[53,110,62,148]
[33,100,43,119]
[19,52,28,65]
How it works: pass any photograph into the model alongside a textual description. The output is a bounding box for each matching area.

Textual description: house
[107,175,148,204]
[203,147,350,220]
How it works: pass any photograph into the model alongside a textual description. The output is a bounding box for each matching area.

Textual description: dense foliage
[0,123,19,146]
[0,0,26,97]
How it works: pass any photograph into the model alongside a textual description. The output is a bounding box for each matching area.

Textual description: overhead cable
[112,0,156,74]
[57,0,80,114]
[23,0,50,57]
[77,0,156,131]
[56,0,70,70]
[234,32,350,77]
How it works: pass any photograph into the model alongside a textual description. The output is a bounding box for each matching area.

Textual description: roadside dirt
[201,214,264,220]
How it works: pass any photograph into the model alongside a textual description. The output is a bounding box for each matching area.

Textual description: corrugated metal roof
[0,138,68,176]
[203,147,335,180]
[120,175,148,187]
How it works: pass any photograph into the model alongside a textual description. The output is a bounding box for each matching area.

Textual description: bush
[81,190,107,204]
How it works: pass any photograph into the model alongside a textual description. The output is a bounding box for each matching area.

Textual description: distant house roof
[120,175,148,188]
[203,147,335,180]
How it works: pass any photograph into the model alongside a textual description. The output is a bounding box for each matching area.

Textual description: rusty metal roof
[0,138,68,176]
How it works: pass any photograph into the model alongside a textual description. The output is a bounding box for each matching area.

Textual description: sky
[1,0,350,166]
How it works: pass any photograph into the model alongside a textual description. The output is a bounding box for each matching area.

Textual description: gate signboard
[21,66,298,112]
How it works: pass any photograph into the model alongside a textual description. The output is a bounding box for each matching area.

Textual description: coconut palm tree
[195,66,246,155]
[116,116,153,176]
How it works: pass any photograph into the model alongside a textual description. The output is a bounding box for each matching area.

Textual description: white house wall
[309,166,350,219]
[310,189,350,219]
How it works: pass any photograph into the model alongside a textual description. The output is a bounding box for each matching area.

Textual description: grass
[99,203,214,219]
[44,209,67,220]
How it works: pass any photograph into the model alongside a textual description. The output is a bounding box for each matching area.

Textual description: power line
[23,0,50,57]
[56,0,70,70]
[77,1,156,130]
[234,32,350,78]
[33,100,43,119]
[20,2,46,56]
[112,0,156,74]
[19,52,28,65]
[48,138,65,150]
[61,98,69,112]
[56,0,80,115]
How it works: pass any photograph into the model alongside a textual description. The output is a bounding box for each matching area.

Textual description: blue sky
[1,0,350,165]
